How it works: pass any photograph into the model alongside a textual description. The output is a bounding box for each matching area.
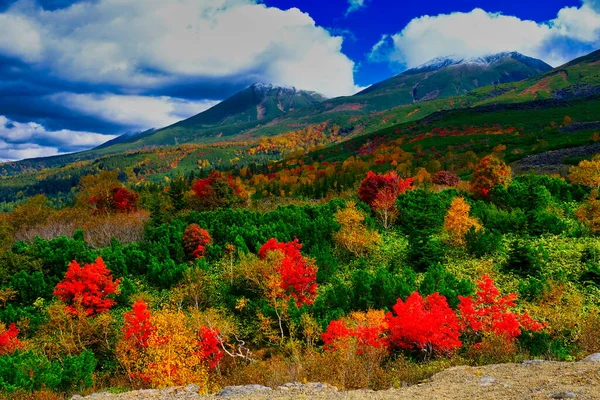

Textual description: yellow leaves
[569,157,600,188]
[333,202,381,257]
[117,309,211,391]
[443,197,482,247]
[575,190,600,232]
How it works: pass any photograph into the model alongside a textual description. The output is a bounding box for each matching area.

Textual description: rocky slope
[72,355,600,400]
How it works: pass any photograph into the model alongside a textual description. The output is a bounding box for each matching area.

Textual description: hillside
[357,52,552,102]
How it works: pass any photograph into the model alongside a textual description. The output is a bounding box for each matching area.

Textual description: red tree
[358,171,413,209]
[192,171,247,210]
[258,238,318,307]
[471,156,512,197]
[432,170,461,186]
[197,326,224,369]
[458,275,544,341]
[111,187,139,213]
[89,187,139,214]
[183,224,212,260]
[54,257,120,316]
[123,300,155,349]
[386,292,462,357]
[0,323,23,355]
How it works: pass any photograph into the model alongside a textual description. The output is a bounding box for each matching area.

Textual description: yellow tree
[575,190,600,232]
[333,202,381,257]
[569,157,600,188]
[443,197,482,247]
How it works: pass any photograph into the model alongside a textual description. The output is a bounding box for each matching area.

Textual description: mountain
[109,83,327,150]
[2,50,598,179]
[357,52,552,103]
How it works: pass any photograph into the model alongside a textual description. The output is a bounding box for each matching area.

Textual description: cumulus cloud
[0,115,115,160]
[0,0,358,97]
[369,2,600,68]
[346,0,366,16]
[50,93,218,131]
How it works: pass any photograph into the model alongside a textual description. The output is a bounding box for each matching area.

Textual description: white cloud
[51,93,218,131]
[346,0,366,16]
[0,0,359,97]
[369,2,600,68]
[0,115,115,160]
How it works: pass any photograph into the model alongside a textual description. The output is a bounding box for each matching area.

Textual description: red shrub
[123,300,155,349]
[322,320,353,351]
[183,224,212,260]
[258,238,318,307]
[0,323,23,355]
[386,292,462,356]
[471,156,512,197]
[432,171,461,186]
[192,171,247,209]
[54,257,120,316]
[197,326,224,369]
[358,171,413,209]
[458,275,545,342]
[89,187,139,214]
[112,187,139,213]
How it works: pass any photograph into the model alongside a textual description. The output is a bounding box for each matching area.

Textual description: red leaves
[322,312,387,354]
[258,238,318,307]
[197,326,224,369]
[54,257,120,316]
[386,292,462,356]
[89,187,139,214]
[432,170,460,186]
[191,171,247,209]
[112,187,139,213]
[358,171,413,209]
[0,323,22,356]
[322,320,352,351]
[458,275,545,341]
[322,276,543,358]
[123,300,155,349]
[471,155,512,197]
[183,224,212,260]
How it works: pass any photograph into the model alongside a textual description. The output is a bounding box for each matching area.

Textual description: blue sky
[0,0,598,161]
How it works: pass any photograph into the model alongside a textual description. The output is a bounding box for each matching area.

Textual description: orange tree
[471,155,512,197]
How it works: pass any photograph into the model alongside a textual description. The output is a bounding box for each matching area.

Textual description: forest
[1,143,600,398]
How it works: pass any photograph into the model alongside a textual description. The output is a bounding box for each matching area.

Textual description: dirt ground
[72,359,600,400]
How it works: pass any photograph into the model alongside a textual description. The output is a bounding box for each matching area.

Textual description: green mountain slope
[1,50,599,180]
[95,52,551,152]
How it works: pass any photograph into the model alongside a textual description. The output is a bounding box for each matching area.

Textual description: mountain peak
[411,51,539,72]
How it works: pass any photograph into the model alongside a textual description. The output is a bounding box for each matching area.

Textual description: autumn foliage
[118,304,224,390]
[183,224,212,260]
[568,156,600,188]
[333,202,381,257]
[471,155,512,196]
[358,171,413,209]
[443,197,482,247]
[258,238,318,307]
[386,292,462,357]
[0,323,22,355]
[432,170,460,186]
[192,171,248,210]
[54,257,120,316]
[458,275,545,342]
[123,300,155,349]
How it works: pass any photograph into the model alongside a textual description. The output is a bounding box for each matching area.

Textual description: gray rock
[582,353,600,363]
[480,376,497,387]
[186,384,201,393]
[523,359,546,365]
[218,384,272,397]
[551,392,577,399]
[70,396,85,400]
